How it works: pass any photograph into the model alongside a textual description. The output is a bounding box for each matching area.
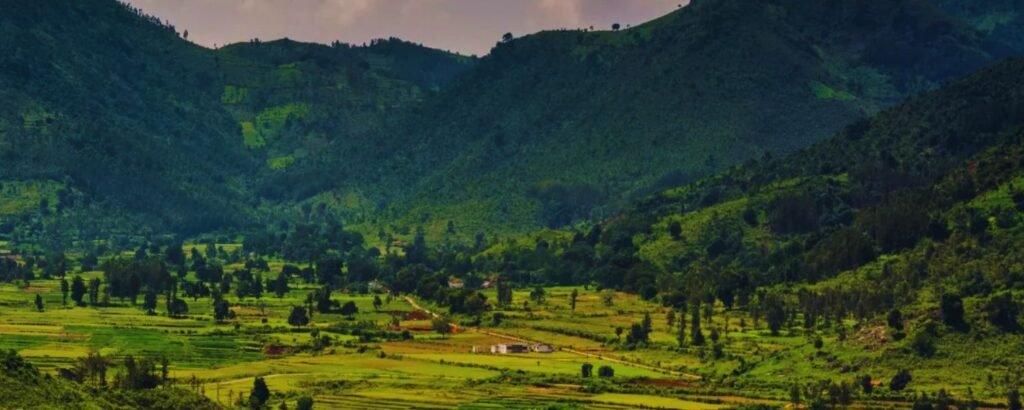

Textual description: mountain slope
[0,0,472,245]
[343,0,1021,239]
[458,57,1024,393]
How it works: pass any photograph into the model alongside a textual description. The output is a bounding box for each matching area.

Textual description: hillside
[0,350,218,410]
[3,0,1024,247]
[458,56,1024,393]
[344,0,1023,240]
[0,0,472,247]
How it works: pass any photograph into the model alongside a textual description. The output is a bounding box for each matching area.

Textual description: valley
[3,0,1024,409]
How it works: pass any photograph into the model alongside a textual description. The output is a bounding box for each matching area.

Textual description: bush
[890,369,912,392]
[597,365,614,378]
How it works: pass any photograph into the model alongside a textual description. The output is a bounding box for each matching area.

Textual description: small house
[448,277,464,289]
[533,344,554,353]
[491,343,529,354]
[368,280,387,293]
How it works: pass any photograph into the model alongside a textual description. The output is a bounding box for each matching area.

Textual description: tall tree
[60,278,69,306]
[70,276,87,306]
[691,301,705,346]
[249,376,270,409]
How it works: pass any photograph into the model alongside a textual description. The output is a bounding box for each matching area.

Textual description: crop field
[0,272,759,409]
[3,269,1019,409]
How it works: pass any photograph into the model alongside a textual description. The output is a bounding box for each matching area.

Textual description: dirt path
[402,296,699,380]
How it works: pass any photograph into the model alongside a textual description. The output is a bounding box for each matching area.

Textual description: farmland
[4,261,1021,410]
[0,270,747,409]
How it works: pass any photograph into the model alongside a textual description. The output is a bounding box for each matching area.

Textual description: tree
[984,292,1019,331]
[314,287,333,314]
[88,278,101,306]
[373,295,383,311]
[249,376,270,409]
[597,365,614,378]
[143,291,158,313]
[496,278,513,306]
[464,292,489,317]
[691,302,705,346]
[859,375,873,395]
[570,289,578,312]
[890,369,912,392]
[581,363,593,378]
[614,326,623,341]
[165,242,185,266]
[270,272,290,298]
[910,329,936,357]
[168,298,189,317]
[669,221,682,240]
[340,301,359,317]
[296,397,314,410]
[676,309,687,347]
[70,276,87,306]
[530,287,546,304]
[940,293,967,331]
[60,278,69,306]
[432,317,452,338]
[763,294,786,336]
[213,299,233,322]
[612,23,621,31]
[887,309,904,332]
[666,309,676,329]
[626,323,649,345]
[642,312,653,336]
[288,306,309,327]
[34,294,44,312]
[501,32,514,43]
[1009,390,1022,410]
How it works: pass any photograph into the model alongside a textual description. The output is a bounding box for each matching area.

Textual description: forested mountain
[2,0,1024,248]
[0,0,472,246]
[446,57,1024,388]
[349,0,1024,238]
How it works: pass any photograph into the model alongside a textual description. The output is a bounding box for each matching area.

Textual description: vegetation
[2,0,1024,408]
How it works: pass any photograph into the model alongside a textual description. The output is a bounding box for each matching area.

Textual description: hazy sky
[124,0,686,56]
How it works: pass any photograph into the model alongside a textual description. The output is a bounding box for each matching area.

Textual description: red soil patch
[405,311,429,320]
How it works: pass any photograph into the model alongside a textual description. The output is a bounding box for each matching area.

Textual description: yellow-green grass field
[0,278,744,409]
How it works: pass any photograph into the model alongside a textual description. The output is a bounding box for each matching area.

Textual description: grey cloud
[124,0,682,55]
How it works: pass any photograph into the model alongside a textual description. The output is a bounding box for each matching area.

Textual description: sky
[123,0,686,56]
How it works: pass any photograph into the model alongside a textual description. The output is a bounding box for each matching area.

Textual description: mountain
[0,0,471,246]
[2,0,1024,247]
[462,57,1024,390]
[334,0,1022,239]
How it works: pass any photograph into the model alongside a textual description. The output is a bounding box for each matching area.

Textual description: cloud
[123,0,682,55]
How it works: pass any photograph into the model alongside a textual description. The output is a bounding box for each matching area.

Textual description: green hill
[337,0,1022,240]
[0,0,471,246]
[2,0,1024,247]
[458,56,1024,395]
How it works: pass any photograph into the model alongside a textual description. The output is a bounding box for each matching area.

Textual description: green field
[0,276,759,409]
[7,274,1018,409]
